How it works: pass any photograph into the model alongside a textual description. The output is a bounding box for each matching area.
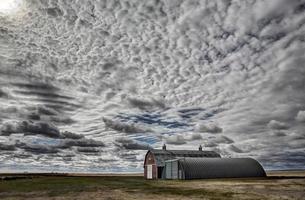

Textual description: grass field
[0,171,304,200]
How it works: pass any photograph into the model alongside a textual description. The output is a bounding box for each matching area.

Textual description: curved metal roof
[179,157,266,179]
[148,149,221,166]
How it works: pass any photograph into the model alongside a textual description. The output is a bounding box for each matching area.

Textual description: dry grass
[0,171,304,200]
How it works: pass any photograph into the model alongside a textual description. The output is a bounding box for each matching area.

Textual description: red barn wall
[144,151,157,179]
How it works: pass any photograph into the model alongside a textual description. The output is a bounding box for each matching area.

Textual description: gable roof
[148,149,221,166]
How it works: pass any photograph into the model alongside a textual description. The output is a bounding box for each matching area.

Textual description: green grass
[0,176,234,199]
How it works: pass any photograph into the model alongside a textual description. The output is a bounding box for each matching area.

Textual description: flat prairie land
[0,171,304,200]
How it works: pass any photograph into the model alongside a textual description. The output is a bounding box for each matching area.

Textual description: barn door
[147,165,153,179]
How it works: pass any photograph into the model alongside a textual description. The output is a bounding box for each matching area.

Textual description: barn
[143,144,221,179]
[143,145,266,180]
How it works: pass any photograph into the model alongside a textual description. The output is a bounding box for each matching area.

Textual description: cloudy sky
[0,0,304,172]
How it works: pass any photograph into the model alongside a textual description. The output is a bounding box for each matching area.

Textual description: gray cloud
[195,123,223,134]
[228,145,244,153]
[60,138,105,148]
[165,135,186,145]
[0,120,82,139]
[61,131,84,140]
[0,89,8,98]
[16,142,59,154]
[267,120,289,130]
[0,143,16,151]
[127,97,166,110]
[115,137,152,150]
[165,133,204,145]
[103,118,151,134]
[1,121,61,138]
[76,147,100,153]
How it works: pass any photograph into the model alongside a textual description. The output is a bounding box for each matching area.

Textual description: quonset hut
[144,145,266,180]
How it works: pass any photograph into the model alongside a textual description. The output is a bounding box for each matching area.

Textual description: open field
[0,171,304,200]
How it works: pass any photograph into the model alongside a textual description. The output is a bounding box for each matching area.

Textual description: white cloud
[296,110,305,122]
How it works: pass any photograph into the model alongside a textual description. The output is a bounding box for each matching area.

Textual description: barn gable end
[143,151,158,179]
[144,146,221,180]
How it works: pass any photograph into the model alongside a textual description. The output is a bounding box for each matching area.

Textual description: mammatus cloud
[0,0,305,172]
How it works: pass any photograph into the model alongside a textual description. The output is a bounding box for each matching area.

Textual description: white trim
[147,165,153,179]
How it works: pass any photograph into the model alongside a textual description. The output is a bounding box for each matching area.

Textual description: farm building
[144,145,266,179]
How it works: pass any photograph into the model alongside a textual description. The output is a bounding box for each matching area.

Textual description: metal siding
[172,160,178,179]
[178,169,182,179]
[180,158,266,179]
[166,162,172,179]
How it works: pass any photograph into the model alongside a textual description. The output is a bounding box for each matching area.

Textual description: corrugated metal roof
[178,157,266,179]
[150,149,221,166]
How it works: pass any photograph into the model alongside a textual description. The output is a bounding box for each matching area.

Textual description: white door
[147,165,152,179]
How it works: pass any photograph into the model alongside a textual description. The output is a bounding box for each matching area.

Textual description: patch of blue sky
[29,136,61,146]
[131,135,159,145]
[160,128,194,136]
[116,112,190,129]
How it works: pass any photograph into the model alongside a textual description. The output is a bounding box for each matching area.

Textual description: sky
[0,0,305,173]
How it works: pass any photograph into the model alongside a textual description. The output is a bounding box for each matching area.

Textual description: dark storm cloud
[61,131,84,140]
[0,143,16,151]
[76,147,100,153]
[27,112,40,120]
[1,121,61,138]
[103,117,151,134]
[258,150,305,169]
[0,89,8,98]
[11,82,59,92]
[115,137,152,150]
[16,142,59,154]
[11,81,80,112]
[61,138,105,148]
[0,120,83,139]
[13,90,74,100]
[45,7,63,18]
